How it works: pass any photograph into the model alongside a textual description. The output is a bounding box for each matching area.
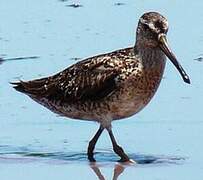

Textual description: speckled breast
[109,66,165,120]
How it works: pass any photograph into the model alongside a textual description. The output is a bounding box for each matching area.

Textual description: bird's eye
[154,20,167,33]
[154,21,163,29]
[142,23,149,30]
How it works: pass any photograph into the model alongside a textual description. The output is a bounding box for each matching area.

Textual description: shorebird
[12,12,190,162]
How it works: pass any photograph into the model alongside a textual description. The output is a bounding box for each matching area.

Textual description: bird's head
[136,12,190,84]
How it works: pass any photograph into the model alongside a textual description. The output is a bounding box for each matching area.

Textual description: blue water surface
[0,0,203,179]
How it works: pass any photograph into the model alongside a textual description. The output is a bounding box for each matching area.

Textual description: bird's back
[12,46,165,124]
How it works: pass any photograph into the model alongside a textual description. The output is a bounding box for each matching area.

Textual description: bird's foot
[118,158,136,164]
[88,154,96,162]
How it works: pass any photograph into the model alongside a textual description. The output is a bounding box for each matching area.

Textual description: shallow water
[1,0,203,179]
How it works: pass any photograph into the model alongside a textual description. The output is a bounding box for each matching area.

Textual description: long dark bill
[158,34,190,84]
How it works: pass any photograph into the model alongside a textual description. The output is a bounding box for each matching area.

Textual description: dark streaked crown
[136,12,169,47]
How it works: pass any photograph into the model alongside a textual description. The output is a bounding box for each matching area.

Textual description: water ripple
[0,145,185,165]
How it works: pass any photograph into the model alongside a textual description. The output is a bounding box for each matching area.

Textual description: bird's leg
[88,125,104,162]
[108,128,130,162]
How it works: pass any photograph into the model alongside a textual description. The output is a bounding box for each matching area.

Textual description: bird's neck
[134,44,166,70]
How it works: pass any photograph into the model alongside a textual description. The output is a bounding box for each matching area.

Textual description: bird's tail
[11,81,27,93]
[11,78,51,96]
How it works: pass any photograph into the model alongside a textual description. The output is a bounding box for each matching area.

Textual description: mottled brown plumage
[12,12,190,162]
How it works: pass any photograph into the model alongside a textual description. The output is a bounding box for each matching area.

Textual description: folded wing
[12,58,120,103]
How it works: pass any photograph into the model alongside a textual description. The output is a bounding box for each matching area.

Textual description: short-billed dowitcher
[12,12,190,162]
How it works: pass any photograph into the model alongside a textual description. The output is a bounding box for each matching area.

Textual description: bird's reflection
[90,162,132,180]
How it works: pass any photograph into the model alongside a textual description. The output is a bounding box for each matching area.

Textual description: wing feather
[55,60,120,101]
[12,47,135,102]
[12,58,120,102]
